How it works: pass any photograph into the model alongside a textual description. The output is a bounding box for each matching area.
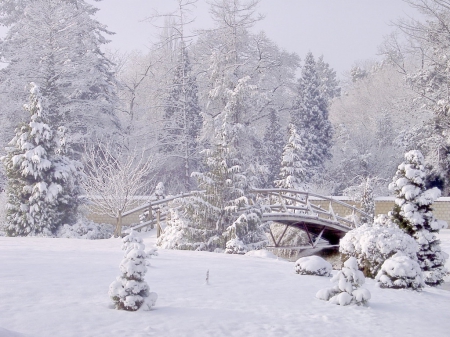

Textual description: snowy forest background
[0,0,450,232]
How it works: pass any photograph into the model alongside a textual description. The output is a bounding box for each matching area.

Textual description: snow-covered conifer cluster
[389,150,448,286]
[316,257,371,306]
[1,84,81,236]
[109,231,157,311]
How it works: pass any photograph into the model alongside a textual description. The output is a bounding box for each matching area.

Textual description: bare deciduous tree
[82,142,153,237]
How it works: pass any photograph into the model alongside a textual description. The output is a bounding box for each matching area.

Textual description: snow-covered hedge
[375,252,424,291]
[295,256,332,276]
[316,257,371,306]
[56,217,113,239]
[340,215,418,278]
[109,231,157,311]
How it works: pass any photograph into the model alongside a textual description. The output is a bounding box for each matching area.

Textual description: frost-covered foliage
[158,76,267,252]
[1,84,82,237]
[0,0,120,159]
[262,109,285,187]
[275,124,308,190]
[340,215,418,278]
[290,52,333,180]
[109,231,157,311]
[389,150,448,286]
[375,252,424,291]
[316,257,371,306]
[295,256,332,277]
[56,217,113,240]
[159,47,202,190]
[224,206,269,254]
[343,176,377,224]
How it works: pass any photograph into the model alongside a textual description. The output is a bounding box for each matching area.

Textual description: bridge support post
[156,208,161,238]
[148,204,154,229]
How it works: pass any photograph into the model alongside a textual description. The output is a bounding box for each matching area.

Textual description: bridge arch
[121,188,369,249]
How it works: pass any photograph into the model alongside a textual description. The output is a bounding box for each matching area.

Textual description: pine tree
[389,150,448,286]
[263,109,285,187]
[315,55,341,105]
[274,124,308,191]
[109,231,157,311]
[316,257,371,306]
[290,52,333,180]
[159,46,202,190]
[1,83,81,236]
[0,0,120,159]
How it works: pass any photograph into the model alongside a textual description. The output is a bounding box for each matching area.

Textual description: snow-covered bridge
[122,188,368,249]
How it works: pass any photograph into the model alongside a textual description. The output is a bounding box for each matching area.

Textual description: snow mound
[0,327,30,337]
[376,252,424,290]
[56,218,113,240]
[295,256,332,276]
[245,249,277,259]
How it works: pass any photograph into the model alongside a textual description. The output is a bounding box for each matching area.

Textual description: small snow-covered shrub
[245,249,277,259]
[109,231,157,311]
[375,252,424,291]
[295,256,332,276]
[225,237,248,254]
[340,216,418,278]
[56,217,113,239]
[316,257,371,306]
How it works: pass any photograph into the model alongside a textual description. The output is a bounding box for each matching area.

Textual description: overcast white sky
[0,0,422,76]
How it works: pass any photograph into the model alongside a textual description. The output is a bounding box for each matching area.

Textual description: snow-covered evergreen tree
[375,252,424,291]
[262,109,285,187]
[315,55,341,105]
[109,231,157,311]
[274,124,308,191]
[158,76,266,252]
[316,257,371,306]
[0,0,120,159]
[159,46,202,190]
[389,150,448,286]
[1,83,81,236]
[223,206,268,254]
[290,52,333,181]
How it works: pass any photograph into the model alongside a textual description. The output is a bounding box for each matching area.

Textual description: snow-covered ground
[1,231,450,337]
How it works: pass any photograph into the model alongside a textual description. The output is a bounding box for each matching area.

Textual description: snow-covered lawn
[1,231,450,337]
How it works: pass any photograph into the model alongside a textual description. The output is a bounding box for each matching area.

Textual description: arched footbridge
[121,188,368,249]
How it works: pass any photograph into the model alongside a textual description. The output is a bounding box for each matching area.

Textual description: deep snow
[0,230,449,337]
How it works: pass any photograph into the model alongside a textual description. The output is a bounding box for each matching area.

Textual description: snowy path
[0,231,450,337]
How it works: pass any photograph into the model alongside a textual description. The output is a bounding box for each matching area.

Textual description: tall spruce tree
[389,150,448,286]
[0,0,120,159]
[158,76,266,252]
[159,46,202,191]
[263,109,285,187]
[290,52,333,181]
[1,83,82,236]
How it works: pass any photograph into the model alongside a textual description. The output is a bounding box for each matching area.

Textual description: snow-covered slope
[0,230,449,337]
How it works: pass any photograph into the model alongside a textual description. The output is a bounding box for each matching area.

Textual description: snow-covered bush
[375,252,424,291]
[56,217,113,240]
[316,257,371,306]
[109,231,157,311]
[295,256,332,276]
[340,216,418,278]
[389,150,448,286]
